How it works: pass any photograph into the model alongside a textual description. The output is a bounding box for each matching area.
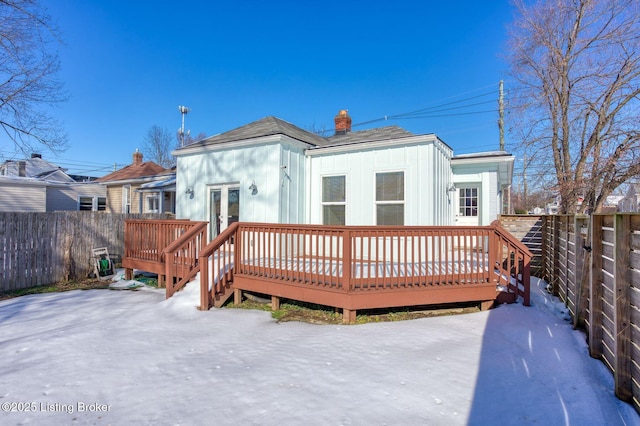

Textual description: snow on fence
[502,213,640,415]
[0,212,170,291]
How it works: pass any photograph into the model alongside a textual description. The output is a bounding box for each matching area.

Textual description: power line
[352,87,499,128]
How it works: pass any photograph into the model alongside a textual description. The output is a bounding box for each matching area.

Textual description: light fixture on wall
[447,183,456,192]
[185,187,194,197]
[249,181,258,195]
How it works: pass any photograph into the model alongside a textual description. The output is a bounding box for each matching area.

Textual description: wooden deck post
[343,308,356,324]
[199,254,210,310]
[234,289,243,305]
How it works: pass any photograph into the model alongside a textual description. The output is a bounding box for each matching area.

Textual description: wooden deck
[123,220,531,323]
[122,219,207,288]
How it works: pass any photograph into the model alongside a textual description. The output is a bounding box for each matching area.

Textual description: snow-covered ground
[0,276,638,425]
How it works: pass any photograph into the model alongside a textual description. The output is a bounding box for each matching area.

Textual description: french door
[208,184,240,240]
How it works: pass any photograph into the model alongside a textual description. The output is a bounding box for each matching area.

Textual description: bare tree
[141,125,175,168]
[507,0,640,213]
[0,0,67,155]
[176,131,207,147]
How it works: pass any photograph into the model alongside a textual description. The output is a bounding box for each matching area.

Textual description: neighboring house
[173,110,513,240]
[0,154,106,212]
[620,183,640,212]
[96,151,175,214]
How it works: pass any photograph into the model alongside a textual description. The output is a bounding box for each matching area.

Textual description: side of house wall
[106,186,123,213]
[307,141,453,226]
[0,182,46,212]
[452,163,502,226]
[176,142,283,223]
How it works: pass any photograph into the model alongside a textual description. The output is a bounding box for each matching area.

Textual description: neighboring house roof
[0,155,75,183]
[138,175,176,192]
[183,116,327,149]
[96,154,167,183]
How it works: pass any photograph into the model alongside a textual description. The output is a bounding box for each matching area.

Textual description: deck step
[213,283,235,308]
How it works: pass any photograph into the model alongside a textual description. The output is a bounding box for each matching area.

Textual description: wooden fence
[0,212,170,291]
[502,213,640,414]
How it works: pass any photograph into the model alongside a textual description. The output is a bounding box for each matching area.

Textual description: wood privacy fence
[0,212,170,291]
[501,213,640,414]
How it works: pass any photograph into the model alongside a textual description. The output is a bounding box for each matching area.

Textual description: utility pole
[178,105,190,147]
[498,80,504,151]
[523,153,528,211]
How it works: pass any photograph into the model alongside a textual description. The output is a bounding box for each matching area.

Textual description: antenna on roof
[178,105,191,147]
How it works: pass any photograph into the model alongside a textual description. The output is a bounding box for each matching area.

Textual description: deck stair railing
[162,221,209,298]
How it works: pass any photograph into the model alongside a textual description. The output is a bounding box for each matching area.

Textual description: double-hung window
[146,194,160,213]
[322,175,346,225]
[122,185,131,213]
[376,171,404,225]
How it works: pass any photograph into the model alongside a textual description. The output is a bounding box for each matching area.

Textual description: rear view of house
[173,110,513,235]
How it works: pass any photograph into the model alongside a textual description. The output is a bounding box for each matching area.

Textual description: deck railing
[123,219,207,286]
[198,222,239,309]
[163,221,209,298]
[492,221,532,306]
[194,222,532,321]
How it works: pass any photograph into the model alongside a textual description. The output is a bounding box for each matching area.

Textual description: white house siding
[452,158,509,226]
[46,186,77,211]
[176,142,284,224]
[45,183,106,211]
[307,139,454,226]
[278,144,306,224]
[0,182,46,212]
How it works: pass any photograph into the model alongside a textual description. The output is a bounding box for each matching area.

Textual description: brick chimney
[334,109,352,135]
[133,149,143,165]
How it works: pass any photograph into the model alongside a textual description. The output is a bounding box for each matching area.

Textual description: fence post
[574,215,590,329]
[551,215,560,295]
[589,215,604,359]
[614,214,632,401]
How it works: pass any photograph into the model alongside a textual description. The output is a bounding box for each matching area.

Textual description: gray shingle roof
[176,117,426,153]
[180,116,327,149]
[322,125,416,147]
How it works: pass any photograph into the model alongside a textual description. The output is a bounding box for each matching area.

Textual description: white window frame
[458,187,479,217]
[78,196,107,211]
[375,170,405,226]
[321,174,347,226]
[122,185,131,213]
[146,194,160,213]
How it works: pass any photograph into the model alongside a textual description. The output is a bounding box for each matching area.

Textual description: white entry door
[208,184,240,240]
[455,186,480,226]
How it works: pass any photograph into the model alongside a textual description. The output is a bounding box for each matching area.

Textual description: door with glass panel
[455,186,480,226]
[208,184,240,240]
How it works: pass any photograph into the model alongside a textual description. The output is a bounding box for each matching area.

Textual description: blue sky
[25,0,515,176]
